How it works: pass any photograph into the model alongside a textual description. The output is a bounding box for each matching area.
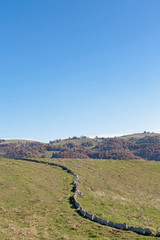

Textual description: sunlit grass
[0,158,159,239]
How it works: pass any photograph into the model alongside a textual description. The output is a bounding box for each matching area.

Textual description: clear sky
[0,0,160,142]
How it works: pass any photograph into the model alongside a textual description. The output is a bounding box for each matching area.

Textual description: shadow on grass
[69,181,77,209]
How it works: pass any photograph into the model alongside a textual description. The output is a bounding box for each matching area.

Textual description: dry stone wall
[13,158,159,237]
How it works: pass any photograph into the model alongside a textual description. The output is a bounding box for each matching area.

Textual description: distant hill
[120,132,160,140]
[1,132,160,161]
[0,139,39,144]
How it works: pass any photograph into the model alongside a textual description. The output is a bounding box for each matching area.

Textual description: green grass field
[0,158,159,239]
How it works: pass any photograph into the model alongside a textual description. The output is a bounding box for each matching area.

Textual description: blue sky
[0,0,160,142]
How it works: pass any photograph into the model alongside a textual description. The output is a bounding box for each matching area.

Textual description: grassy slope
[0,158,159,239]
[47,158,160,236]
[120,132,160,140]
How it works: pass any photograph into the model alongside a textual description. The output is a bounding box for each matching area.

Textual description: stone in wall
[75,200,80,209]
[103,220,108,225]
[67,169,72,173]
[122,223,128,230]
[128,226,134,231]
[49,163,58,166]
[132,227,144,235]
[128,226,152,236]
[156,232,160,237]
[74,188,79,195]
[75,174,80,181]
[73,179,77,184]
[77,191,83,196]
[93,215,100,223]
[143,228,152,236]
[85,212,94,220]
[73,181,78,188]
[61,165,67,170]
[74,188,82,197]
[93,215,104,224]
[108,221,115,228]
[79,207,86,217]
[29,159,38,163]
[73,194,76,201]
[98,218,104,224]
[114,223,128,230]
[74,192,78,199]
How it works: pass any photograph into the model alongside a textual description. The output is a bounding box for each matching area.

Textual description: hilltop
[1,132,160,161]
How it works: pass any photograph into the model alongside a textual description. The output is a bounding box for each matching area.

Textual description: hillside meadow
[0,157,160,239]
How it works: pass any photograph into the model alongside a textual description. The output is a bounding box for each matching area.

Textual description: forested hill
[1,133,160,161]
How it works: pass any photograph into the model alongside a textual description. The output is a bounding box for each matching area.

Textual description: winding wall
[12,158,160,238]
